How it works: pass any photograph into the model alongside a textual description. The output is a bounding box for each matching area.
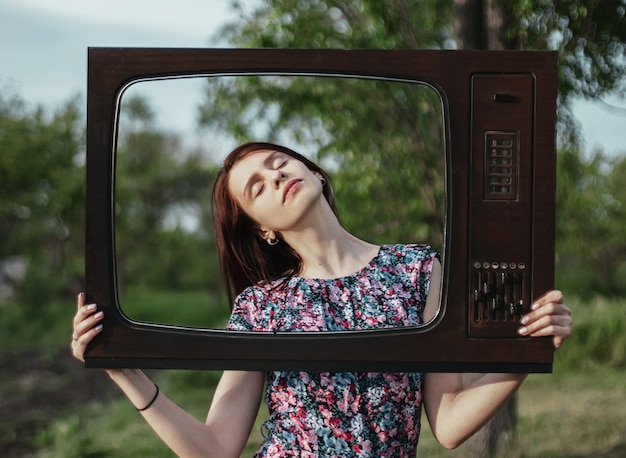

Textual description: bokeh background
[1,1,625,456]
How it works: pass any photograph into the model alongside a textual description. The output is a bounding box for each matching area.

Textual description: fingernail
[94,311,104,319]
[87,303,97,310]
[531,302,540,311]
[518,327,528,335]
[520,316,529,325]
[95,324,103,331]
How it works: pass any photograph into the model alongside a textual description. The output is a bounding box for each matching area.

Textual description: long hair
[212,142,337,307]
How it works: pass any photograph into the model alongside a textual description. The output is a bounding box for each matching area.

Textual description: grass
[417,364,626,457]
[3,292,625,456]
[31,365,626,457]
[119,286,231,329]
[0,297,75,351]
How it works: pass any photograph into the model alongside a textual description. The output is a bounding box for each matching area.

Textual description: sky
[1,0,624,156]
[0,0,235,101]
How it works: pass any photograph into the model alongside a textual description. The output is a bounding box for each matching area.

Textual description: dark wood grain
[85,48,556,372]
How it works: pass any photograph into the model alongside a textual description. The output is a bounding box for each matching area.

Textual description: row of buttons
[473,261,526,270]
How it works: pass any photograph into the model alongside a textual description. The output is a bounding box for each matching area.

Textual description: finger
[533,323,571,349]
[521,296,571,327]
[518,314,572,345]
[553,335,566,349]
[522,314,571,336]
[76,292,85,312]
[71,323,104,362]
[73,300,99,329]
[522,302,557,324]
[73,309,104,340]
[532,289,564,308]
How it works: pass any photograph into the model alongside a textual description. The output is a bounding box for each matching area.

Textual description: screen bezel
[85,48,557,372]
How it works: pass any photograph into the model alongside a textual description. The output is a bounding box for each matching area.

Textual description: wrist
[136,383,160,411]
[104,368,158,409]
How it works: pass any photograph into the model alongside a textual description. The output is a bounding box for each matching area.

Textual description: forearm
[425,372,527,449]
[107,369,229,458]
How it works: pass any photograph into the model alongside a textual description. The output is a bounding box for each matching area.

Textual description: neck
[280,203,379,279]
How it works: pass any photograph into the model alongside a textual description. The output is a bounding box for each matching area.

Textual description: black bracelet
[137,384,159,412]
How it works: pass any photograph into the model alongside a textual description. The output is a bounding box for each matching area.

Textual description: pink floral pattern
[228,244,437,457]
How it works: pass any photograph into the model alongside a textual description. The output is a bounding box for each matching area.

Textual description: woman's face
[227,149,324,235]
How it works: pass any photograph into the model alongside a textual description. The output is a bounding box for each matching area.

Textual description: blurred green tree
[115,95,220,293]
[557,148,626,297]
[115,96,220,289]
[0,89,84,304]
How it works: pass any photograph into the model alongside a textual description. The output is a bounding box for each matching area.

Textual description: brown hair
[212,142,337,307]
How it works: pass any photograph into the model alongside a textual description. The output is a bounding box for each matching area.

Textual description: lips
[283,179,302,203]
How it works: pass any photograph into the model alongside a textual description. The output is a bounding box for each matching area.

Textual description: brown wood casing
[85,48,556,372]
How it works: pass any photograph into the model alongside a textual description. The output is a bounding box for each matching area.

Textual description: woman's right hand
[71,292,104,362]
[70,293,262,457]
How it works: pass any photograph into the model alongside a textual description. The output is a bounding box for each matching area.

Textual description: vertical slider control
[470,262,529,337]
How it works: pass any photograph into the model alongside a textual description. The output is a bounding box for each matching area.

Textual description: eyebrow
[241,151,281,200]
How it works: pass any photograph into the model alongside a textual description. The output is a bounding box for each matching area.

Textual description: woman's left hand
[518,290,572,349]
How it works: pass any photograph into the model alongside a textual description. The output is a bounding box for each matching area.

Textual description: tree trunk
[453,2,520,456]
[460,374,521,457]
[452,0,509,49]
[452,0,486,48]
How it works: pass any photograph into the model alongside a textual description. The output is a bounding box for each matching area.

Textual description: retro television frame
[85,48,557,372]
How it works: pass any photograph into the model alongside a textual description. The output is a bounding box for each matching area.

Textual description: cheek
[238,198,274,230]
[248,200,298,233]
[247,207,270,228]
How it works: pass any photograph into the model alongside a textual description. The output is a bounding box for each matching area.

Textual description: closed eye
[274,157,288,169]
[253,182,264,197]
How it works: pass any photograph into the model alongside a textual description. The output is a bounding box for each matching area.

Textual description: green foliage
[0,297,75,351]
[556,148,626,296]
[505,1,626,99]
[502,0,626,148]
[34,401,173,457]
[0,88,85,304]
[112,94,223,292]
[555,296,626,370]
[226,0,452,49]
[32,366,626,456]
[0,86,224,304]
[221,1,626,147]
[119,287,230,328]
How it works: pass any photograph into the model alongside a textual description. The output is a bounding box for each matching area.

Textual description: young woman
[72,142,572,457]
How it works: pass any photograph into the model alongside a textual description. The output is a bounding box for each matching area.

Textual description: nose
[272,170,286,188]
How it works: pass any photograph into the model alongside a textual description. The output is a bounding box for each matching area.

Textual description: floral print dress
[227,244,438,457]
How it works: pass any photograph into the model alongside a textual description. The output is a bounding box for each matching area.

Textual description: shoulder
[375,244,439,291]
[231,277,300,314]
[228,281,277,331]
[228,277,311,332]
[379,243,439,265]
[233,278,287,307]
